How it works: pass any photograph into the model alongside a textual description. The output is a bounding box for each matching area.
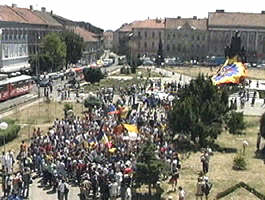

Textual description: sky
[1,0,264,31]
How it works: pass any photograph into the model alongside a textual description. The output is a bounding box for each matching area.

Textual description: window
[168,34,170,40]
[191,35,194,40]
[159,32,161,38]
[152,42,154,48]
[172,44,175,50]
[173,33,176,38]
[167,44,170,51]
[138,32,141,37]
[144,42,147,48]
[4,44,8,58]
[145,32,147,38]
[197,35,200,41]
[177,44,181,52]
[152,32,155,38]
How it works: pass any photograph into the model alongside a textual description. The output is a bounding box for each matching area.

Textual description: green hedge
[0,119,20,146]
[216,182,265,199]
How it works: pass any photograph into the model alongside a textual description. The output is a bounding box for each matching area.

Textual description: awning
[0,63,30,73]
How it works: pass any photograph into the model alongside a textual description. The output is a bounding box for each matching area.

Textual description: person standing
[64,181,70,200]
[125,185,132,200]
[196,177,204,200]
[257,133,261,152]
[203,177,212,200]
[200,151,209,174]
[58,179,66,200]
[178,186,185,200]
[22,167,31,198]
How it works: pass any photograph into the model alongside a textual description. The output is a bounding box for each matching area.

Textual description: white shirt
[109,182,118,197]
[125,187,132,200]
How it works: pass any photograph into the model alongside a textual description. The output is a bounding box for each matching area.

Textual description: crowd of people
[1,78,214,200]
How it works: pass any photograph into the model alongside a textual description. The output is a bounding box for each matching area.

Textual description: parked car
[165,59,177,66]
[143,60,155,66]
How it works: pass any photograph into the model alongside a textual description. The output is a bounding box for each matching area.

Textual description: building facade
[103,30,114,50]
[0,4,63,74]
[114,10,265,63]
[164,17,208,60]
[208,10,265,62]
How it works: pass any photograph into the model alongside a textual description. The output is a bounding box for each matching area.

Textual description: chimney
[216,9,225,13]
[262,11,265,14]
[193,16,197,19]
[30,5,33,11]
[177,16,181,19]
[41,7,46,12]
[12,4,17,8]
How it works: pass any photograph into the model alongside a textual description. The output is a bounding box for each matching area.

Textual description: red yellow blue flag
[212,57,247,85]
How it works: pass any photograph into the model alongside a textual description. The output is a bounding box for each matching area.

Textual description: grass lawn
[0,101,84,155]
[160,115,265,200]
[166,66,265,80]
[111,68,165,78]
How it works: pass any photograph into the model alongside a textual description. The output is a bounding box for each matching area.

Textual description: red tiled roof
[165,18,207,30]
[74,27,98,42]
[33,11,62,26]
[119,19,165,32]
[119,21,141,32]
[133,19,165,29]
[11,7,46,24]
[208,12,265,28]
[0,5,26,23]
[0,5,61,26]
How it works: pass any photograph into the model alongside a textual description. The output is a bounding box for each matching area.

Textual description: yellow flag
[123,124,139,134]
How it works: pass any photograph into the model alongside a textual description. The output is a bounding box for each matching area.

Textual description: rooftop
[208,11,265,28]
[165,18,207,30]
[74,26,98,42]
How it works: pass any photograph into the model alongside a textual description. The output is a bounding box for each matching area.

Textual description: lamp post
[0,122,8,153]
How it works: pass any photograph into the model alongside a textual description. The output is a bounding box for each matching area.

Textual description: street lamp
[0,122,8,152]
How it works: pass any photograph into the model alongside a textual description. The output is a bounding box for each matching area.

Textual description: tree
[155,37,164,66]
[168,74,231,147]
[84,95,103,110]
[83,67,104,84]
[134,141,168,197]
[61,31,84,66]
[227,111,245,135]
[40,32,66,72]
[260,112,265,139]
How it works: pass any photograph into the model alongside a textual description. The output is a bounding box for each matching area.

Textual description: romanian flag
[212,57,247,85]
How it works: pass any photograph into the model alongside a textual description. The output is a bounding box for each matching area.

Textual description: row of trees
[30,31,84,74]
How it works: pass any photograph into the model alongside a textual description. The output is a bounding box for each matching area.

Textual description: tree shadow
[133,192,162,200]
[209,143,237,153]
[47,189,56,194]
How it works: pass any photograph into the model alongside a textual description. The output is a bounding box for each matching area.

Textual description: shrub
[227,111,246,135]
[0,119,20,146]
[83,67,104,84]
[233,153,247,170]
[63,103,73,117]
[84,95,102,109]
